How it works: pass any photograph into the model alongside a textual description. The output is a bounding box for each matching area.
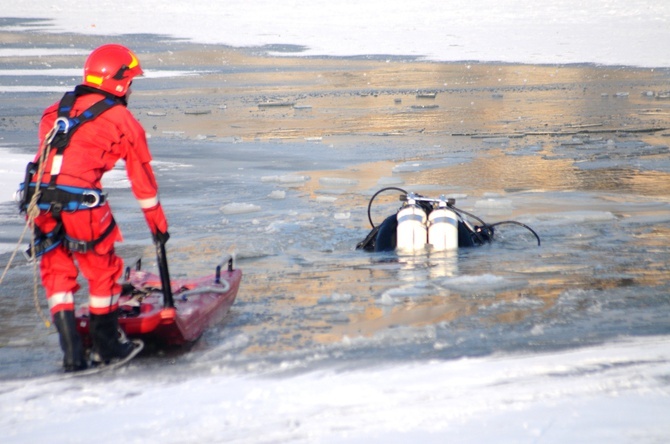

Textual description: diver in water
[356,187,539,253]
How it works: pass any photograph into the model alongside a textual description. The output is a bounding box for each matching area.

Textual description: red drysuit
[32,90,168,317]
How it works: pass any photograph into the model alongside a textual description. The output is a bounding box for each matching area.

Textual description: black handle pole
[214,255,235,284]
[155,240,174,308]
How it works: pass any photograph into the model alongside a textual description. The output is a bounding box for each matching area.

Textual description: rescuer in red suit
[28,44,169,372]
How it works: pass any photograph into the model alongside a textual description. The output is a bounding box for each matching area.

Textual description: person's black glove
[153,230,170,245]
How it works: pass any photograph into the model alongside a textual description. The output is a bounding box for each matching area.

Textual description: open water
[2,113,670,379]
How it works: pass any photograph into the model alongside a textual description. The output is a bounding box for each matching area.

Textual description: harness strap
[26,217,117,259]
[63,217,117,254]
[21,183,107,213]
[22,87,124,260]
[24,223,65,260]
[46,89,122,189]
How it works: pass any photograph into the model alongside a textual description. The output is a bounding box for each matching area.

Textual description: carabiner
[54,116,71,134]
[81,190,101,208]
[45,116,71,145]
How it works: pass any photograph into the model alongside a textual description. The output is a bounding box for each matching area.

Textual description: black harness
[22,87,124,259]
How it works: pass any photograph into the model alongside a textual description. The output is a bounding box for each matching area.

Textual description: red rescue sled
[76,242,241,347]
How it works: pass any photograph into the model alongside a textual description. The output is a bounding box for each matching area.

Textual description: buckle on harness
[51,202,63,216]
[64,238,89,254]
[23,247,36,262]
[62,217,116,255]
[81,190,101,208]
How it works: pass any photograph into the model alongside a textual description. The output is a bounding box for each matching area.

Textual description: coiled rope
[0,125,58,328]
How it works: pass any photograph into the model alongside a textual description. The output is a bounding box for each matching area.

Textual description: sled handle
[215,256,234,284]
[155,239,174,308]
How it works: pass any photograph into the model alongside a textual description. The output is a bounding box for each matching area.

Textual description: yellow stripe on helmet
[128,52,139,69]
[85,74,104,86]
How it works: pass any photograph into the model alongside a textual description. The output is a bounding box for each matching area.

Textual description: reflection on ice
[392,155,475,173]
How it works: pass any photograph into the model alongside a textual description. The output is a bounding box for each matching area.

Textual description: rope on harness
[2,91,122,327]
[28,126,58,328]
[0,125,59,329]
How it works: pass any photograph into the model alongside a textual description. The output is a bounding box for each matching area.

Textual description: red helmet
[82,44,144,96]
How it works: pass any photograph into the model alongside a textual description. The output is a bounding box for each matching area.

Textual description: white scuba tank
[396,199,428,252]
[428,200,459,251]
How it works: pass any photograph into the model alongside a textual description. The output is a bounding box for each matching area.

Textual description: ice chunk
[481,137,510,144]
[220,202,262,214]
[474,198,513,209]
[319,177,359,186]
[378,285,430,305]
[533,211,617,225]
[392,162,424,173]
[261,175,310,184]
[161,130,186,138]
[377,176,405,186]
[437,274,527,294]
[267,190,286,199]
[318,292,353,304]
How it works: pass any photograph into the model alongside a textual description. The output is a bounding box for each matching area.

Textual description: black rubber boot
[53,310,88,372]
[89,311,134,365]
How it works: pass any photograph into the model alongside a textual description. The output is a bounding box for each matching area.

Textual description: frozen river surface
[2,123,670,442]
[1,6,670,439]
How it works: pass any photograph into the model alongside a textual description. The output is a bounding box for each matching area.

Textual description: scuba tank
[396,194,427,252]
[428,197,459,251]
[356,187,541,253]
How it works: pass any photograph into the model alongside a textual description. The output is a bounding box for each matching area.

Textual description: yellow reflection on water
[135,53,670,142]
[410,150,670,196]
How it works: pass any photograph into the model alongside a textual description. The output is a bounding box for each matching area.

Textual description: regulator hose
[366,186,408,228]
[488,220,541,246]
